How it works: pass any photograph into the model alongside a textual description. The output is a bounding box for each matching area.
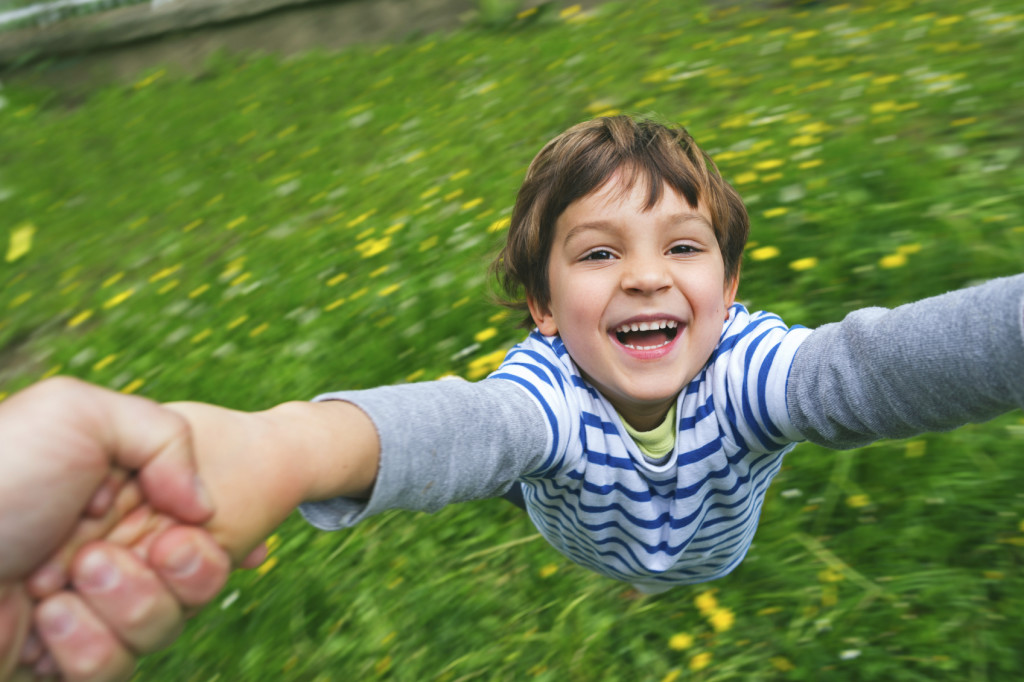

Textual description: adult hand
[0,377,218,680]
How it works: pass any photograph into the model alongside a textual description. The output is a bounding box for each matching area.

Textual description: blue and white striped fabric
[489,304,812,590]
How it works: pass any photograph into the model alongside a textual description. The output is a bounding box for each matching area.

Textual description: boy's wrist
[259,400,380,504]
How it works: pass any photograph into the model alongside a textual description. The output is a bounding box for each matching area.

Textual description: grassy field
[2,0,1024,679]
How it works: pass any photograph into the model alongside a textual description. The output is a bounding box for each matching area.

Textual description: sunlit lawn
[2,0,1024,679]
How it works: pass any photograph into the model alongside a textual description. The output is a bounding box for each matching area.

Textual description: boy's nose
[620,255,672,295]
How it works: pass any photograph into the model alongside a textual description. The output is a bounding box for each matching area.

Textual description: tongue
[621,329,670,347]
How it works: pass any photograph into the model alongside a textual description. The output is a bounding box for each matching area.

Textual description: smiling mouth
[614,319,679,350]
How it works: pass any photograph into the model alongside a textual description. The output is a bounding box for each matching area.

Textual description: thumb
[84,379,215,525]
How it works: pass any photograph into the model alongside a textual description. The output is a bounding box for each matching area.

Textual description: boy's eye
[669,244,699,255]
[582,249,614,261]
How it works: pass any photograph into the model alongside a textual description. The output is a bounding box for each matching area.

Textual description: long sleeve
[786,274,1024,449]
[299,377,549,530]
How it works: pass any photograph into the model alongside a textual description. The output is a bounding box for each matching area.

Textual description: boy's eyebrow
[562,213,713,245]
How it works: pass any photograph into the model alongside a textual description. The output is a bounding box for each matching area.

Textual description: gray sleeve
[787,273,1024,449]
[298,377,549,530]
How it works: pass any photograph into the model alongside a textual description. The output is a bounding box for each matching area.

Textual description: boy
[9,115,1024,676]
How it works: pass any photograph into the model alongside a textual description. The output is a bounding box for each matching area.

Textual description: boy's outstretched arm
[787,273,1024,447]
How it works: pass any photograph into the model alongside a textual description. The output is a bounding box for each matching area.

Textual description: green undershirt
[620,403,677,461]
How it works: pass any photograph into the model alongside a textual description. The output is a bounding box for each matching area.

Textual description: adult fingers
[26,482,143,599]
[33,593,135,682]
[68,545,185,655]
[0,584,31,681]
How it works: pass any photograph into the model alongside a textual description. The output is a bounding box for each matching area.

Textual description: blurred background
[2,0,1023,679]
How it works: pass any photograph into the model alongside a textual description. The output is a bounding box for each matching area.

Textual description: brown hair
[492,115,749,327]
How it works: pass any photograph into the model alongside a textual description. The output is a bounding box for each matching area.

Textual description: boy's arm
[298,378,549,530]
[787,274,1024,448]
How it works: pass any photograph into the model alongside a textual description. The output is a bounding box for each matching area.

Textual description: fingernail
[194,475,215,514]
[37,600,76,641]
[164,539,202,579]
[76,551,121,593]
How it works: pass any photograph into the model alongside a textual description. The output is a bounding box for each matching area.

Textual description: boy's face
[528,172,738,431]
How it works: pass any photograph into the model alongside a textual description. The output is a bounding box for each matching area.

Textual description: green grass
[2,0,1024,679]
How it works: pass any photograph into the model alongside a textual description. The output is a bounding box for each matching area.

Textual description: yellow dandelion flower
[68,310,94,328]
[873,74,900,85]
[757,606,782,615]
[689,652,712,672]
[846,493,871,508]
[668,633,694,650]
[327,272,349,286]
[871,101,898,114]
[539,564,559,578]
[6,223,36,262]
[158,280,179,294]
[149,265,181,283]
[660,670,682,682]
[265,534,281,553]
[734,172,758,185]
[488,217,511,233]
[420,186,441,200]
[227,315,249,330]
[133,69,165,90]
[754,159,784,171]
[952,117,977,127]
[799,159,823,169]
[444,189,464,201]
[694,590,719,614]
[8,292,32,308]
[905,440,926,458]
[789,135,822,147]
[103,288,135,309]
[256,556,278,576]
[348,210,377,228]
[102,272,125,288]
[419,236,439,252]
[467,348,508,380]
[356,236,391,258]
[560,5,581,19]
[708,608,735,632]
[474,327,498,343]
[191,328,212,344]
[41,365,63,379]
[120,379,145,395]
[792,29,819,40]
[276,125,297,140]
[189,284,210,298]
[378,283,401,297]
[237,131,256,144]
[182,219,203,232]
[818,568,844,583]
[750,246,780,261]
[325,298,346,311]
[771,657,795,672]
[370,265,389,278]
[789,257,818,271]
[1019,520,1024,533]
[879,253,907,269]
[984,570,1005,580]
[250,323,269,337]
[763,207,789,219]
[93,354,118,372]
[761,173,784,183]
[227,216,248,230]
[462,198,484,211]
[385,222,406,235]
[256,150,276,163]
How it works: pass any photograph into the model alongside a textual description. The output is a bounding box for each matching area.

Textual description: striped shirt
[491,303,812,589]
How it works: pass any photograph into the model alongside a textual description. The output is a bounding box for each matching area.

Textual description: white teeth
[623,340,672,350]
[615,319,678,334]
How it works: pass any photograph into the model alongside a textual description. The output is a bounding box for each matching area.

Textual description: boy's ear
[723,273,740,315]
[526,295,558,336]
